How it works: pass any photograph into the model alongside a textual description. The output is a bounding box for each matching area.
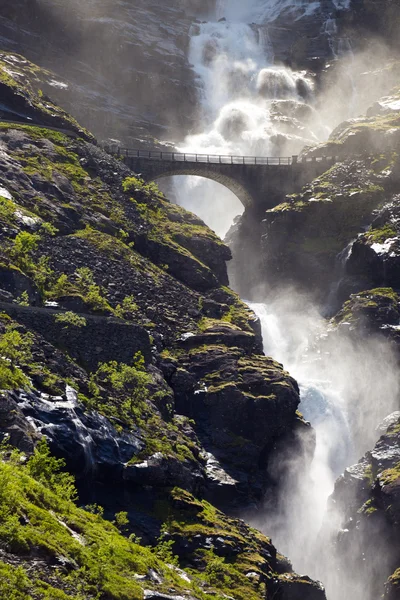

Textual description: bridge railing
[103,144,337,166]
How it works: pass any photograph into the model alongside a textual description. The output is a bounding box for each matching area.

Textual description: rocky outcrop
[162,339,302,506]
[328,416,400,600]
[228,87,400,302]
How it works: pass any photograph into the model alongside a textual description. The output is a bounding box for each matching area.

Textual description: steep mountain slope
[0,0,198,145]
[0,57,325,600]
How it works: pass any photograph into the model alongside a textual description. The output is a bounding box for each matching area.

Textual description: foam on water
[169,2,316,237]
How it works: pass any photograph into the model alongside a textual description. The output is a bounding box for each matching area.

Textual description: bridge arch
[117,148,338,213]
[151,167,254,209]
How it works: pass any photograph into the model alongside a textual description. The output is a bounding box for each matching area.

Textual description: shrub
[54,311,87,328]
[115,296,139,319]
[122,176,161,198]
[10,232,40,271]
[75,267,111,313]
[115,511,129,530]
[154,539,179,566]
[0,327,32,390]
[40,222,58,237]
[0,195,16,223]
[26,439,77,502]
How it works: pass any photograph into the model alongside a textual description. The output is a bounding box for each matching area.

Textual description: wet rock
[0,391,37,453]
[345,195,400,291]
[13,387,144,481]
[168,343,301,506]
[329,417,400,599]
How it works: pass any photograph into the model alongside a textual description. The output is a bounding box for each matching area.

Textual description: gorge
[0,1,399,600]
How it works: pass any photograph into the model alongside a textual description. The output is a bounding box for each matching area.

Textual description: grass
[0,447,195,600]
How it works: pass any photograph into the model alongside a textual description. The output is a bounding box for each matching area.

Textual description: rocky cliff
[0,0,198,145]
[0,57,326,600]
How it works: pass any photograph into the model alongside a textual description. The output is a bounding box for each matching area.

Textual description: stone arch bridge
[107,146,337,212]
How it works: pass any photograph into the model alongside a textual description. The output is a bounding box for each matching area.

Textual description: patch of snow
[48,79,69,90]
[14,211,39,227]
[0,186,12,200]
[180,332,195,341]
[371,238,397,255]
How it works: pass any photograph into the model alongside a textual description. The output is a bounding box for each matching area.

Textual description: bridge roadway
[0,119,335,212]
[107,146,337,211]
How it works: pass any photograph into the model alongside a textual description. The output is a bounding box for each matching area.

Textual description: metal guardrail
[103,144,337,166]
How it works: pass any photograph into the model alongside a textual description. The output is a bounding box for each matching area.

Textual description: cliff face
[327,413,400,599]
[0,59,325,600]
[0,0,198,145]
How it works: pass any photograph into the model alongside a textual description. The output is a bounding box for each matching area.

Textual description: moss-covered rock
[328,417,400,600]
[332,287,400,331]
[260,157,390,298]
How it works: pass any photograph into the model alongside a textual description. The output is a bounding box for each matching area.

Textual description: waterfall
[248,296,399,599]
[164,1,316,238]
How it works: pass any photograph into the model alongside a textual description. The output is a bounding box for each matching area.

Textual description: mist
[163,3,399,239]
[246,289,399,600]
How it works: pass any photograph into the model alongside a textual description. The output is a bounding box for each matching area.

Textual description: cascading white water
[248,294,399,599]
[163,0,318,238]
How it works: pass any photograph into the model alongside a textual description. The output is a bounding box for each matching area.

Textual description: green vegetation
[380,461,400,486]
[26,439,77,502]
[0,325,33,390]
[0,195,16,223]
[121,176,226,277]
[8,231,54,295]
[54,312,87,328]
[155,488,274,600]
[0,444,197,600]
[333,288,399,326]
[365,223,397,243]
[122,176,162,199]
[115,295,139,319]
[48,266,112,314]
[88,352,151,415]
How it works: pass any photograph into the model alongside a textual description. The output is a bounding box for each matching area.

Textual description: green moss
[154,488,273,600]
[333,288,399,326]
[365,223,397,243]
[54,312,87,328]
[198,317,240,332]
[221,300,256,333]
[380,461,400,486]
[359,498,378,515]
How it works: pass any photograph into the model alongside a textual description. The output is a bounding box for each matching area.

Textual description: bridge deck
[104,145,337,166]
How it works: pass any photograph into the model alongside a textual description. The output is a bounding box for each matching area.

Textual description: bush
[54,311,87,328]
[122,176,161,199]
[26,439,77,502]
[115,296,139,319]
[10,232,40,272]
[0,327,32,391]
